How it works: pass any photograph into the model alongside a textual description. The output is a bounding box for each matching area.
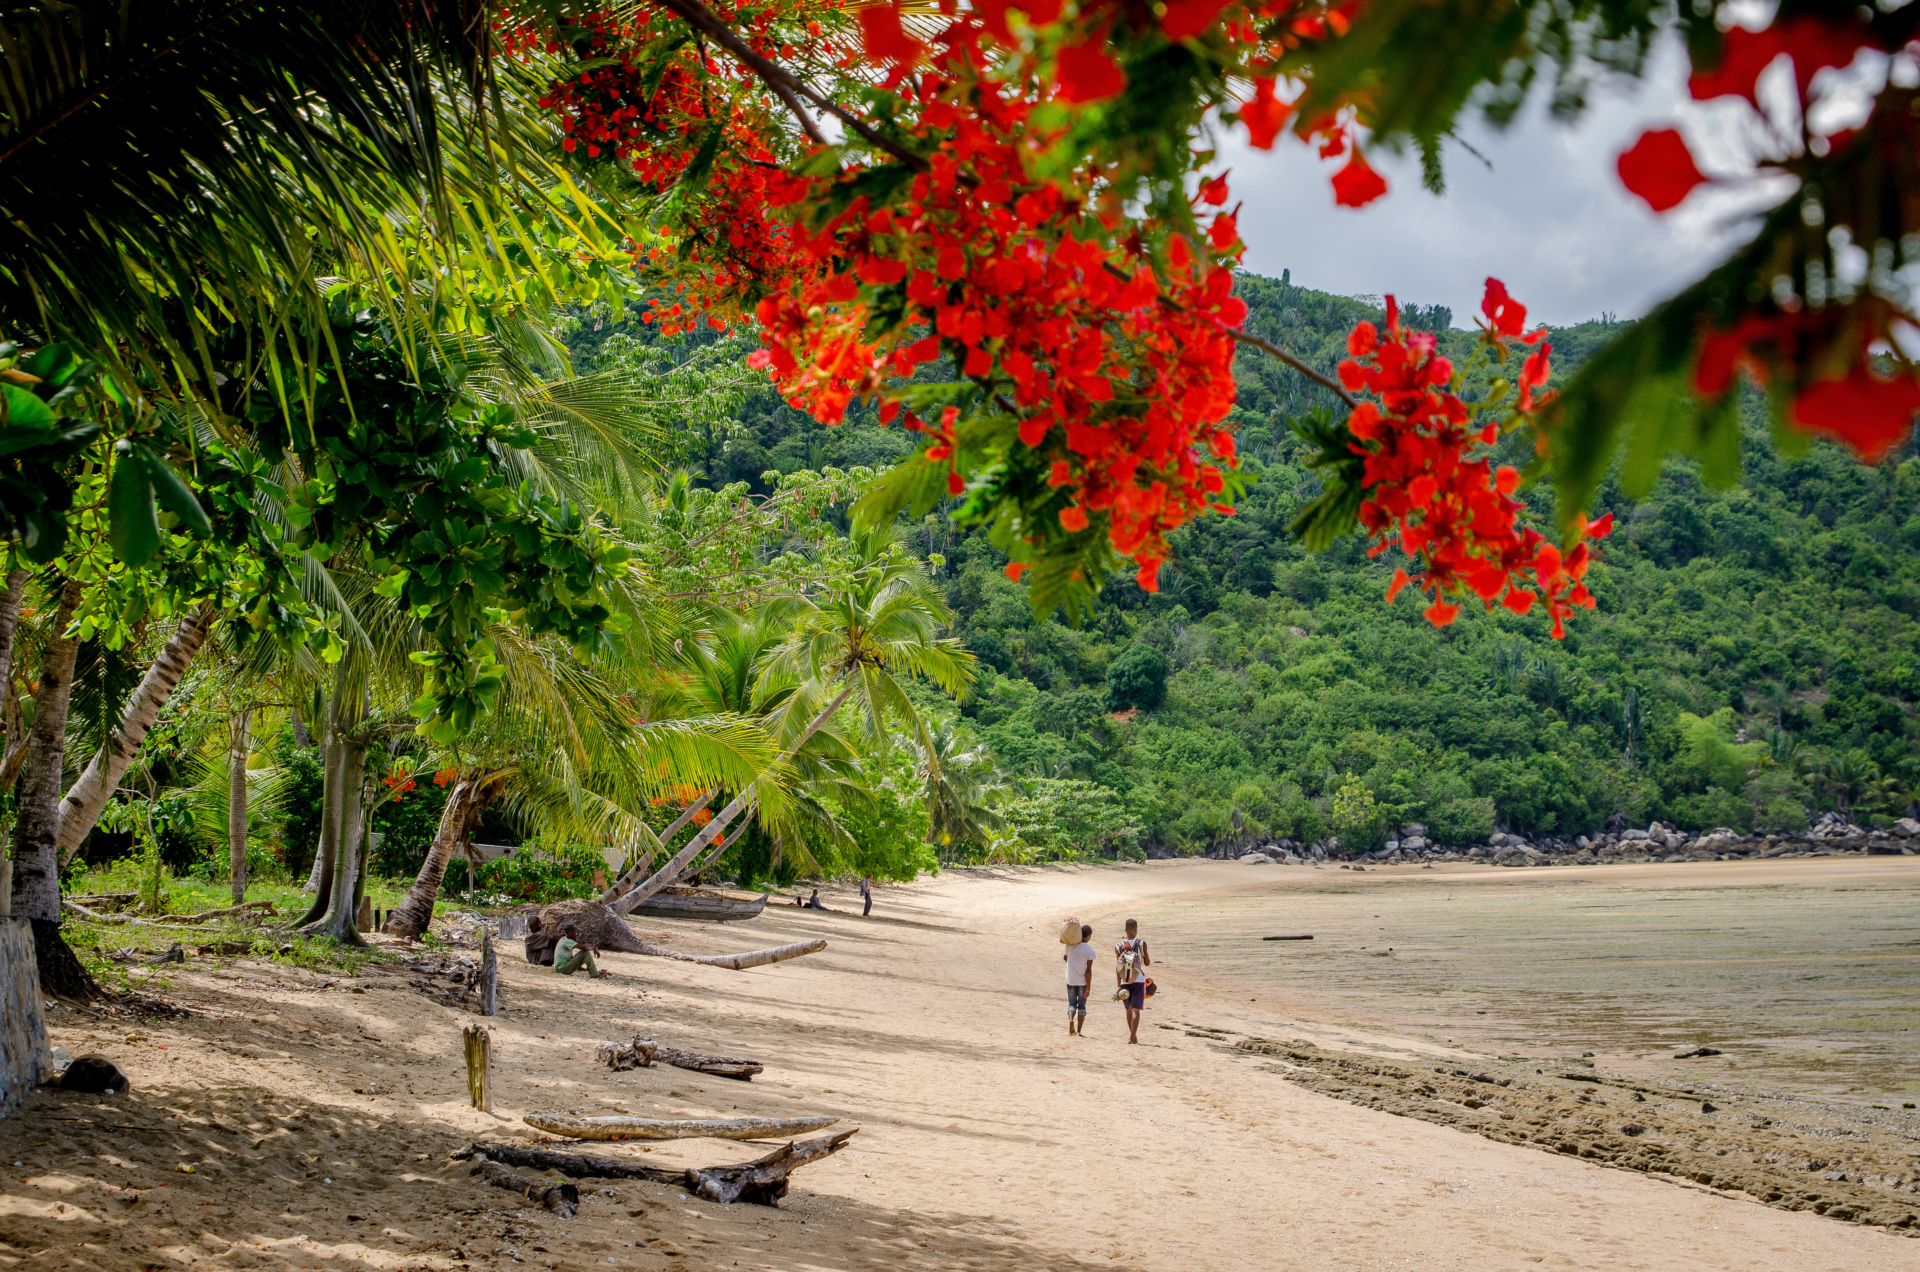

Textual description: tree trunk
[598,787,715,904]
[628,936,826,971]
[459,1130,857,1207]
[595,1036,763,1080]
[0,568,26,744]
[9,578,83,923]
[612,683,855,915]
[227,707,251,904]
[303,736,368,943]
[0,569,27,891]
[54,605,214,865]
[521,1112,838,1142]
[295,733,345,920]
[382,779,476,938]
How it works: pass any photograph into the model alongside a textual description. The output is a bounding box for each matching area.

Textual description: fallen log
[595,1036,764,1081]
[469,1159,578,1217]
[457,1130,858,1207]
[632,937,826,971]
[63,898,128,924]
[523,1112,837,1142]
[1261,934,1314,941]
[163,900,277,925]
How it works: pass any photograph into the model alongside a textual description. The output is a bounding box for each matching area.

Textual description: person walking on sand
[1115,919,1150,1043]
[861,875,873,917]
[1064,923,1096,1035]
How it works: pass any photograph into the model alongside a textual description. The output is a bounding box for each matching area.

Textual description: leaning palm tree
[379,619,775,940]
[612,525,976,912]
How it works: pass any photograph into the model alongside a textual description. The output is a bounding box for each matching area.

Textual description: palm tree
[920,724,1006,858]
[1821,749,1879,821]
[613,525,976,912]
[0,3,627,393]
[379,620,776,940]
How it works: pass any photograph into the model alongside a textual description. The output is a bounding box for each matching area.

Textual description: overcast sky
[1223,39,1775,329]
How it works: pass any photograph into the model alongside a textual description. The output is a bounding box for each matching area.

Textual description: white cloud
[1224,38,1782,327]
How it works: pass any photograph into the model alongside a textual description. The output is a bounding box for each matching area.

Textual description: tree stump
[355,896,373,932]
[464,1025,491,1113]
[479,932,498,1016]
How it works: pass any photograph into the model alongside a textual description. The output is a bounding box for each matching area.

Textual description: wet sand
[1143,854,1920,1100]
[1,857,1917,1272]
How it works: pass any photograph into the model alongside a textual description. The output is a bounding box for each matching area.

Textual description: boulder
[1489,832,1509,847]
[1239,853,1272,864]
[1892,818,1920,839]
[1621,829,1649,841]
[1401,836,1427,851]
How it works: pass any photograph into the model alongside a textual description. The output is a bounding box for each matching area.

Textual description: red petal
[1159,0,1233,42]
[1791,367,1920,463]
[858,5,924,64]
[1331,151,1387,207]
[1056,42,1126,105]
[1616,128,1706,213]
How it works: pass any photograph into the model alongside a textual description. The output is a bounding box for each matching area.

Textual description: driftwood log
[457,1130,857,1206]
[635,938,826,970]
[524,1112,837,1142]
[529,899,825,970]
[479,932,498,1016]
[469,1159,579,1217]
[1261,934,1314,941]
[596,1036,763,1081]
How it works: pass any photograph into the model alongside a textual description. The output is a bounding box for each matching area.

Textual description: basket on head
[1059,918,1081,945]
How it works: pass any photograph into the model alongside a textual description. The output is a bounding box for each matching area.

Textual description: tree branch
[1223,327,1358,408]
[652,0,927,170]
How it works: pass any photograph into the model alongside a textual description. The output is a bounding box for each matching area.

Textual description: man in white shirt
[1063,924,1096,1036]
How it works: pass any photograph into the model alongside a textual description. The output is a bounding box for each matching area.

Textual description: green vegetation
[574,272,1920,855]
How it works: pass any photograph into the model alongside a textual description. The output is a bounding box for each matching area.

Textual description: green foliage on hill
[567,273,1920,854]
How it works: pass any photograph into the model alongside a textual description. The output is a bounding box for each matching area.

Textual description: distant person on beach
[861,875,873,917]
[1064,923,1096,1036]
[806,888,827,910]
[1115,919,1151,1043]
[552,924,606,979]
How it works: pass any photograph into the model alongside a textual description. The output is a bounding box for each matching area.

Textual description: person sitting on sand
[524,914,557,966]
[1115,919,1151,1044]
[1064,923,1096,1036]
[553,924,607,979]
[805,888,827,910]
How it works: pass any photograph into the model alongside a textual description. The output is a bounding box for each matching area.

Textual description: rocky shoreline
[1205,810,1920,869]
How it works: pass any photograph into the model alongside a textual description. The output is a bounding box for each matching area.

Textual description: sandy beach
[4,858,1919,1272]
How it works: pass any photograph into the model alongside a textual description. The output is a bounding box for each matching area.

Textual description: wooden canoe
[626,886,768,922]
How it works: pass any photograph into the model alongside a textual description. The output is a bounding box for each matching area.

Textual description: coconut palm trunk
[612,683,855,915]
[55,604,214,865]
[382,779,479,938]
[597,786,716,905]
[296,732,347,922]
[301,735,369,943]
[227,707,251,903]
[9,577,83,923]
[0,568,28,908]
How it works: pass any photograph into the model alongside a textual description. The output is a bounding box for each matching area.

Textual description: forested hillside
[565,274,1920,856]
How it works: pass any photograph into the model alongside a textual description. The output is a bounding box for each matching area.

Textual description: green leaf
[136,444,212,537]
[0,383,56,433]
[108,439,162,566]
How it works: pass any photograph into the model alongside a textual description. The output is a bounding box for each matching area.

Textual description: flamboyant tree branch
[652,0,927,168]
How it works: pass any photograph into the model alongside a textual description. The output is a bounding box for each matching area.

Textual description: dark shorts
[1067,984,1088,1014]
[1124,981,1146,1011]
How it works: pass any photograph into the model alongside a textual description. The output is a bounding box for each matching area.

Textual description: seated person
[804,888,827,910]
[524,913,557,967]
[553,924,607,978]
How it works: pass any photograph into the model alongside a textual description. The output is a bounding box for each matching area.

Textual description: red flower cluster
[1343,280,1611,638]
[1612,13,1919,460]
[433,767,458,787]
[382,767,418,799]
